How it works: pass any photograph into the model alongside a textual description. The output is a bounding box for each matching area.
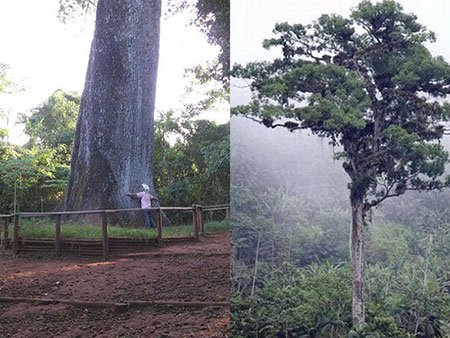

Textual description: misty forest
[231,1,450,337]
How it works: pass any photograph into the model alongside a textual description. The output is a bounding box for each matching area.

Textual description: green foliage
[232,192,350,268]
[231,185,450,336]
[231,118,350,272]
[232,254,450,337]
[0,128,8,140]
[0,146,68,213]
[203,219,229,233]
[23,89,80,164]
[364,226,450,336]
[231,126,450,337]
[231,160,450,336]
[154,111,230,208]
[0,89,79,214]
[232,262,353,337]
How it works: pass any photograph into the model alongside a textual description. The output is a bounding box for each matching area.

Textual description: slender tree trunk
[64,0,161,220]
[350,194,366,325]
[251,232,261,297]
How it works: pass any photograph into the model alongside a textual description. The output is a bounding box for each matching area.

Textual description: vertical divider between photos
[13,214,19,255]
[157,208,163,247]
[55,214,62,257]
[102,212,109,257]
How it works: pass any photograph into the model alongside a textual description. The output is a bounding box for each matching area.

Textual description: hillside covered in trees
[231,117,450,337]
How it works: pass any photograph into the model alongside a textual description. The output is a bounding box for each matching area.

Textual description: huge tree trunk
[350,193,366,326]
[64,0,161,219]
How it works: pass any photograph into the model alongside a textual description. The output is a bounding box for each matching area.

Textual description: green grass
[17,219,229,239]
[204,219,229,233]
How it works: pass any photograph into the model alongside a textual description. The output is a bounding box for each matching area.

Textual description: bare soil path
[0,232,230,338]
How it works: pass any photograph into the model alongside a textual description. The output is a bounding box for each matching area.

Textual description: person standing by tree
[126,184,159,228]
[63,0,161,221]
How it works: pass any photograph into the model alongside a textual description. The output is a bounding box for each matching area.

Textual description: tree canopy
[234,0,450,209]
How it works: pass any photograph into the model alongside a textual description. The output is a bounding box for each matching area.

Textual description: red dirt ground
[0,232,230,338]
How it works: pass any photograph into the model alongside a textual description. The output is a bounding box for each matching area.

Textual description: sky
[231,0,450,106]
[0,0,226,144]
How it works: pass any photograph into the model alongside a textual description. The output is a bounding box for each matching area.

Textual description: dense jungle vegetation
[231,118,450,337]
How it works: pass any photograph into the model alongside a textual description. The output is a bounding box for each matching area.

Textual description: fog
[231,116,347,205]
[231,115,450,228]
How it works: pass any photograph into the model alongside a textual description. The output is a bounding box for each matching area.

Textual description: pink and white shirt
[136,191,155,209]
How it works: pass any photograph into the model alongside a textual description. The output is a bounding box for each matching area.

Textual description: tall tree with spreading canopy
[64,0,161,215]
[233,0,450,325]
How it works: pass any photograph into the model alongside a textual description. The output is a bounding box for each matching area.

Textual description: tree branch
[244,116,304,132]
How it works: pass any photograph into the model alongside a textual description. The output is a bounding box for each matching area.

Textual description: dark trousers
[141,209,156,228]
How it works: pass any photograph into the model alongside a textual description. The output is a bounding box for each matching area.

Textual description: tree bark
[350,194,366,326]
[64,0,161,220]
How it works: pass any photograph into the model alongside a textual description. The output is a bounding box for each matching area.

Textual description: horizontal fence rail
[2,204,230,257]
[0,296,230,310]
[18,206,200,217]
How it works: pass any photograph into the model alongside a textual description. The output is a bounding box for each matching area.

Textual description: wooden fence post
[13,214,19,255]
[102,212,109,257]
[192,205,199,241]
[226,207,230,221]
[2,217,9,249]
[55,214,62,257]
[157,208,163,247]
[198,205,204,234]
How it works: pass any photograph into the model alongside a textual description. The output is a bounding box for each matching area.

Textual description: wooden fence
[0,204,229,257]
